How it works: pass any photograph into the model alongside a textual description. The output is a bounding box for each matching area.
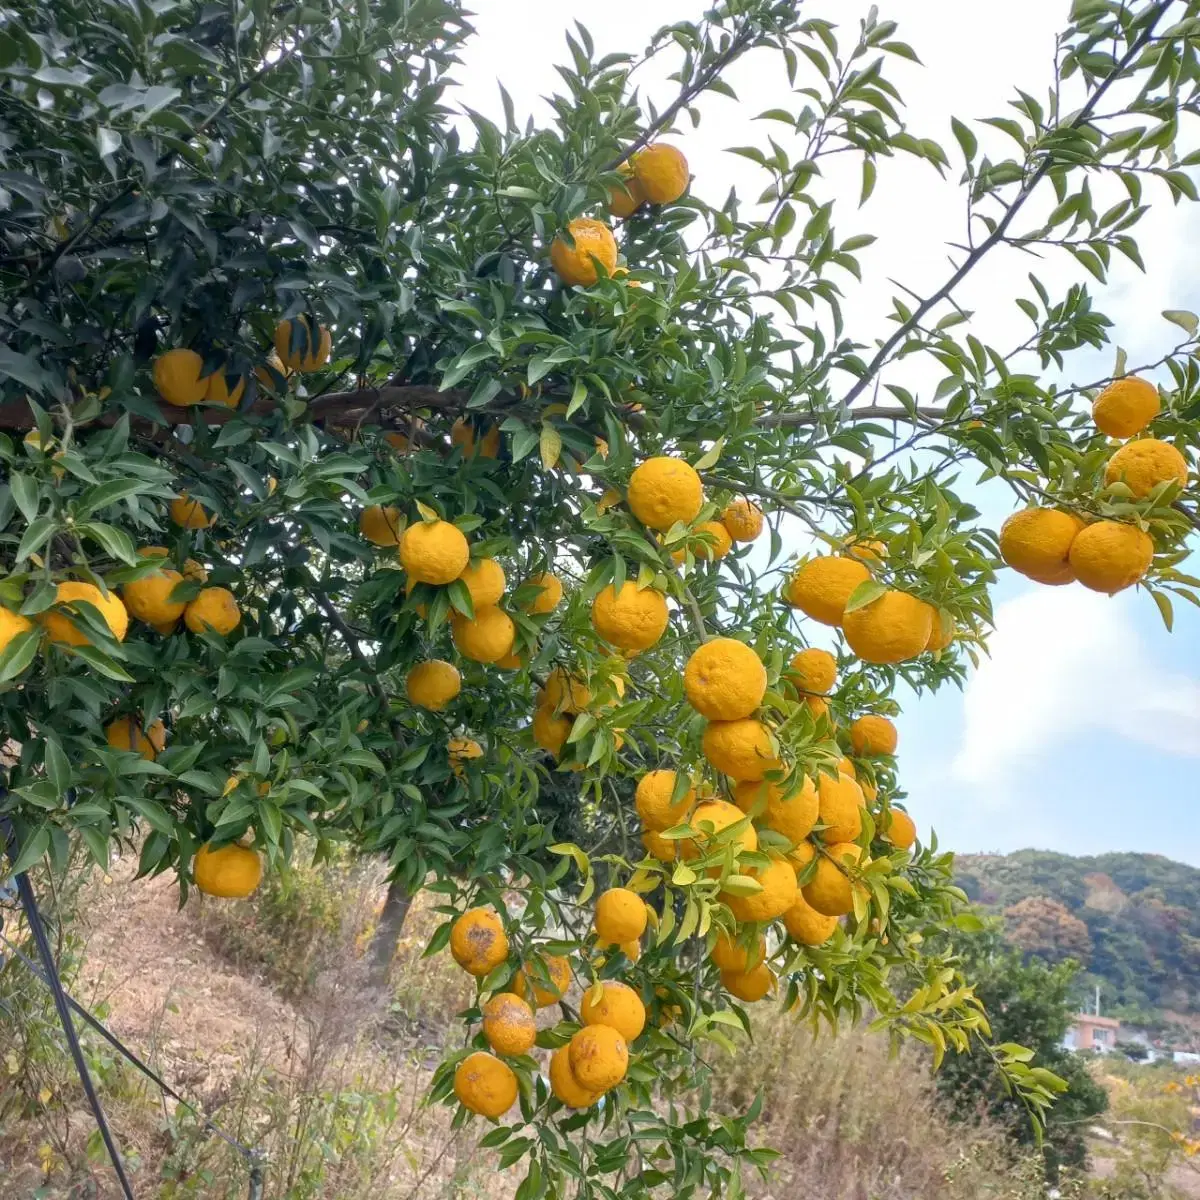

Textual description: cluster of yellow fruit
[999,376,1190,594]
[531,664,626,763]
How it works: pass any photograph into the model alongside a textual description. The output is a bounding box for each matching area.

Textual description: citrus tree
[2,0,1199,1194]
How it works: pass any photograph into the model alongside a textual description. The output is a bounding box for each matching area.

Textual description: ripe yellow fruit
[783,893,839,946]
[532,705,573,757]
[406,660,461,710]
[254,352,288,394]
[683,638,767,722]
[122,569,186,626]
[170,493,216,529]
[701,718,780,781]
[481,993,537,1056]
[849,714,897,757]
[193,843,262,899]
[550,1045,601,1108]
[788,838,817,871]
[721,962,774,1003]
[0,606,33,655]
[999,508,1085,585]
[451,418,501,459]
[359,505,403,546]
[734,777,819,845]
[842,590,933,665]
[514,954,572,1007]
[591,582,669,652]
[1093,376,1159,438]
[783,557,871,626]
[641,830,677,862]
[451,605,515,663]
[627,456,703,531]
[205,368,245,408]
[105,717,166,760]
[550,217,618,287]
[153,348,211,406]
[817,771,864,843]
[631,144,689,205]
[710,931,765,973]
[721,497,764,542]
[540,667,592,714]
[925,609,956,653]
[460,559,506,607]
[787,647,836,695]
[608,167,644,219]
[184,587,240,635]
[450,907,509,976]
[1067,520,1154,594]
[673,520,732,564]
[182,558,208,582]
[803,843,864,917]
[594,887,647,943]
[495,650,524,670]
[724,857,798,923]
[448,737,484,775]
[681,798,758,860]
[568,1024,628,1092]
[399,519,470,584]
[883,808,917,851]
[843,537,887,563]
[274,316,331,373]
[1104,438,1189,498]
[42,582,129,647]
[523,572,563,614]
[596,487,622,514]
[454,1051,518,1118]
[635,769,694,832]
[581,980,646,1043]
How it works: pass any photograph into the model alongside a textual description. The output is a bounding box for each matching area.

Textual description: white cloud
[951,585,1200,787]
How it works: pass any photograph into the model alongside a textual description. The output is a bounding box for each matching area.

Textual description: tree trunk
[368,878,412,987]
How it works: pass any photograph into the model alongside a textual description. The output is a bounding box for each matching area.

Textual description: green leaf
[950,116,977,162]
[42,733,70,797]
[843,579,887,614]
[1162,309,1198,336]
[5,826,50,878]
[0,629,40,683]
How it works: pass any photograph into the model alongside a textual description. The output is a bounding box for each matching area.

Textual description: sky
[453,1,1200,865]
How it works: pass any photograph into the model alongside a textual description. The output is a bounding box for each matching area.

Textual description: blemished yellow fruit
[42,582,129,647]
[710,931,765,973]
[274,316,331,373]
[184,587,240,636]
[673,520,732,564]
[1067,520,1155,594]
[721,497,764,542]
[999,508,1085,585]
[1093,376,1160,438]
[925,610,956,653]
[460,559,506,607]
[514,954,572,1007]
[721,962,774,1003]
[641,830,677,862]
[399,519,470,585]
[783,893,839,946]
[681,798,758,860]
[153,348,211,406]
[451,418,501,459]
[193,843,263,899]
[450,907,509,976]
[540,668,592,714]
[734,777,819,845]
[451,605,515,663]
[105,717,166,760]
[787,647,836,695]
[568,1024,628,1092]
[550,217,619,287]
[182,558,208,582]
[523,572,563,614]
[591,582,669,652]
[481,993,537,1056]
[454,1051,518,1118]
[205,368,245,408]
[849,714,897,757]
[448,737,484,775]
[359,505,403,546]
[817,771,864,844]
[0,606,33,655]
[631,143,689,205]
[608,167,644,219]
[842,590,933,665]
[532,705,573,757]
[627,456,704,531]
[581,980,646,1043]
[683,638,767,722]
[701,718,780,782]
[724,857,798,923]
[1104,438,1189,498]
[635,769,694,832]
[170,493,216,529]
[883,808,918,851]
[122,569,186,626]
[594,887,647,943]
[406,660,461,710]
[549,1045,601,1108]
[803,843,864,917]
[783,556,871,626]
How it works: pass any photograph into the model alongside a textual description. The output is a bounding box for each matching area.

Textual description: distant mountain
[954,850,1200,1026]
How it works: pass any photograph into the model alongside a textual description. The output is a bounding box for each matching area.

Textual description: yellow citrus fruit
[539,667,592,714]
[783,556,871,626]
[803,843,864,917]
[532,705,573,757]
[627,456,703,531]
[723,856,798,922]
[568,1024,628,1092]
[842,590,933,665]
[883,808,917,851]
[452,605,515,663]
[594,887,647,943]
[451,418,501,459]
[205,368,245,408]
[673,520,733,564]
[631,144,689,205]
[817,771,864,843]
[710,931,765,973]
[182,558,208,583]
[448,737,484,775]
[193,843,262,899]
[184,587,240,636]
[139,541,172,559]
[514,954,572,1007]
[783,893,839,946]
[680,798,758,860]
[122,569,186,626]
[460,559,506,607]
[616,938,640,962]
[721,962,774,1003]
[581,980,646,1043]
[998,508,1085,585]
[721,497,764,542]
[105,717,166,760]
[274,316,331,373]
[253,352,288,394]
[925,610,956,653]
[734,777,819,845]
[0,606,33,655]
[406,659,461,710]
[843,537,887,563]
[549,1045,601,1108]
[635,769,694,832]
[1104,438,1189,498]
[591,582,669,652]
[849,714,897,757]
[641,830,677,862]
[1067,520,1154,594]
[42,582,129,646]
[399,519,470,585]
[550,217,618,287]
[170,493,216,529]
[608,167,644,219]
[495,650,524,670]
[701,718,780,782]
[787,647,836,695]
[683,638,767,721]
[596,487,622,514]
[454,1051,517,1118]
[788,839,817,872]
[359,505,403,546]
[1093,376,1159,438]
[481,993,537,1057]
[153,348,211,406]
[450,907,509,976]
[523,572,563,614]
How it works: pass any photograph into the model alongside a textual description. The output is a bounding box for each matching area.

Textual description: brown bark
[368,878,413,987]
